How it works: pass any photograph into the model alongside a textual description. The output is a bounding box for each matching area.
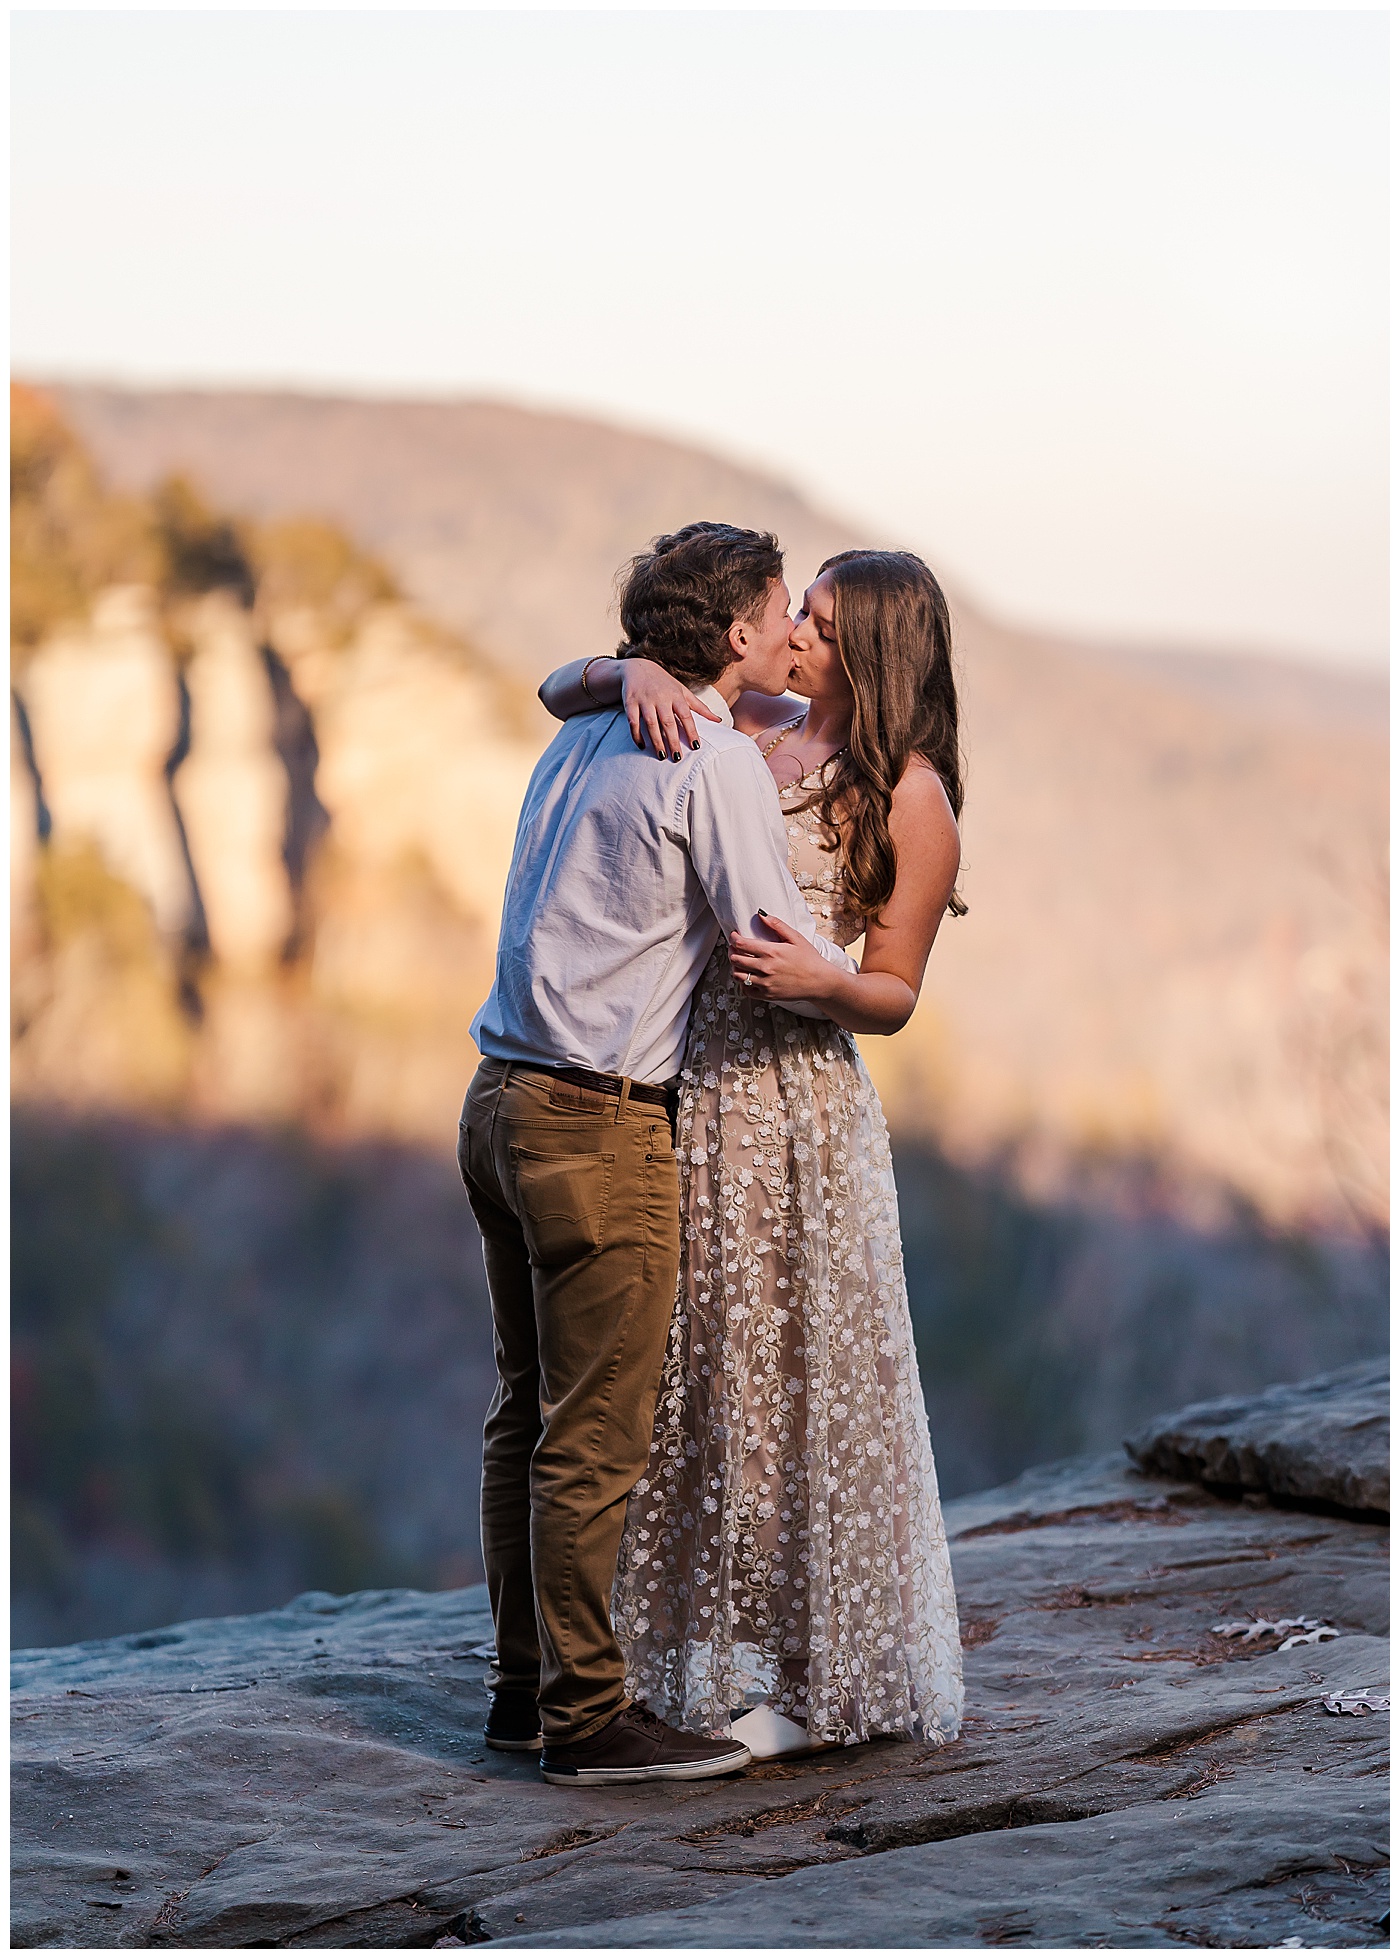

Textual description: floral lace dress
[614,773,964,1746]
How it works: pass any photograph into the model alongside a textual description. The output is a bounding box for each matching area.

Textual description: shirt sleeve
[684,742,859,1018]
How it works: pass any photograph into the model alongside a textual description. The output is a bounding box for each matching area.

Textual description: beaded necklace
[760,718,847,788]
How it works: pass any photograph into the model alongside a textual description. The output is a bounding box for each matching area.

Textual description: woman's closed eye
[795,605,834,645]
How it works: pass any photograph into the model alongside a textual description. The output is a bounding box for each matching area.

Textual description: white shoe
[724,1703,816,1760]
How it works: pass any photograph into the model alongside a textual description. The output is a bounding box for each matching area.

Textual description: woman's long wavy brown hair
[807,549,966,923]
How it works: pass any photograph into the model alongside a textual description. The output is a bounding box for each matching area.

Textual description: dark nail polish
[758,909,768,919]
[691,739,701,751]
[672,751,681,763]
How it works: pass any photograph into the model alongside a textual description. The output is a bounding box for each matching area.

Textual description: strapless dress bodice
[779,780,866,948]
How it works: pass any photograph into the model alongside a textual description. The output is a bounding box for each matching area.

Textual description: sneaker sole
[485,1734,544,1752]
[541,1746,752,1785]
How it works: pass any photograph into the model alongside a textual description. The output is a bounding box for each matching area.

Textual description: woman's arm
[538,657,624,720]
[538,656,721,759]
[727,762,961,1036]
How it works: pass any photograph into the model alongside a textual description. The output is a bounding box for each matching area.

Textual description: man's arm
[685,744,858,1017]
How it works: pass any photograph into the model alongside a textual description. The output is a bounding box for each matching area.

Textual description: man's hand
[620,659,722,761]
[728,913,835,1003]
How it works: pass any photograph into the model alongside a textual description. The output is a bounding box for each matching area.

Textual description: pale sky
[11,8,1390,667]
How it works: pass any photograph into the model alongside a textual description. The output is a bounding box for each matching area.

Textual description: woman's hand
[620,659,722,761]
[727,914,836,1004]
[537,656,723,743]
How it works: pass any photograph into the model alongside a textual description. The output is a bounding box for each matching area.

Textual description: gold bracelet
[580,655,610,704]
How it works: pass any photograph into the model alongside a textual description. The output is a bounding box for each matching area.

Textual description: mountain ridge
[45,380,1388,709]
[47,383,868,684]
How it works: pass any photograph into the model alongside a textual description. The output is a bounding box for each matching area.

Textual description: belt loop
[487,1060,511,1146]
[615,1076,632,1125]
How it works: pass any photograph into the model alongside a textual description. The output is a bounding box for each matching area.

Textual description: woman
[540,550,964,1757]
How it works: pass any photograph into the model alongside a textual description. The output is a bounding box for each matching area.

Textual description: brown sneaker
[540,1704,752,1785]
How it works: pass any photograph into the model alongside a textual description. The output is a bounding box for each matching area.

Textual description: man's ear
[727,616,749,661]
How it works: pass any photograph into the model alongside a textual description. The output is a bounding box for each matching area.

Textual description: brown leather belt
[521,1063,675,1111]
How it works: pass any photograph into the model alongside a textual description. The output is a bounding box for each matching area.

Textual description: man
[459,522,856,1785]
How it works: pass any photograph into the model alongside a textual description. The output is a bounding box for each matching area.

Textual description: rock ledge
[1125,1356,1389,1516]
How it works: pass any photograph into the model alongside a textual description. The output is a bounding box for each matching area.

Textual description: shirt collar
[695,684,734,728]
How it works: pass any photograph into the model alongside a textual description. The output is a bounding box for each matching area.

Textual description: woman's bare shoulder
[732,690,805,739]
[892,754,957,829]
[880,759,960,923]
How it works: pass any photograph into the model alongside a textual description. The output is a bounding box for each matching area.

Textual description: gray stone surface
[1125,1356,1389,1516]
[500,1782,1387,1949]
[12,1421,1390,1946]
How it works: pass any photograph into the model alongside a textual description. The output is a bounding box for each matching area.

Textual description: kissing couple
[458,522,965,1785]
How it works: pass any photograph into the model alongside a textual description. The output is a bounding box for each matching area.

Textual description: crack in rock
[674,1792,870,1844]
[519,1826,626,1863]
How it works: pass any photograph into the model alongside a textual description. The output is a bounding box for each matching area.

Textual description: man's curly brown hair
[616,522,783,688]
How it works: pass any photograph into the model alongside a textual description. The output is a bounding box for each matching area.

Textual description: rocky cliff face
[175,594,294,977]
[12,585,539,1139]
[10,379,546,1139]
[22,587,194,940]
[10,1366,1388,1950]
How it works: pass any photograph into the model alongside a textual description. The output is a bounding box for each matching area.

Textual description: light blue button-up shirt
[471,687,857,1084]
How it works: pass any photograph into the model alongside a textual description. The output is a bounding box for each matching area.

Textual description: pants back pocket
[511,1147,615,1266]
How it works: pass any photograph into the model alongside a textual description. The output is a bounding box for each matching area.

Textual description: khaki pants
[457,1059,681,1743]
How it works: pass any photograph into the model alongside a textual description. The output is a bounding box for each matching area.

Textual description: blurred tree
[10,1122,254,1577]
[28,840,196,1106]
[896,1132,1387,1499]
[9,383,158,660]
[250,515,398,646]
[12,385,401,666]
[151,475,255,609]
[11,1115,413,1625]
[1289,835,1389,1232]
